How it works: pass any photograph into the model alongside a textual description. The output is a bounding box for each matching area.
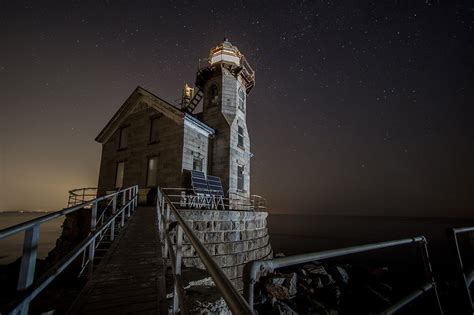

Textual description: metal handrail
[161,187,266,211]
[0,185,138,315]
[448,226,474,313]
[243,236,443,314]
[0,189,128,240]
[67,187,98,207]
[157,187,254,314]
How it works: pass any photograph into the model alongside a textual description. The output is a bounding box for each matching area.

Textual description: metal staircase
[183,88,203,113]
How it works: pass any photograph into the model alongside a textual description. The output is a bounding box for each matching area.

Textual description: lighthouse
[183,38,256,205]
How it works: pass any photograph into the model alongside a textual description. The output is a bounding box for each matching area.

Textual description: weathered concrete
[171,209,273,291]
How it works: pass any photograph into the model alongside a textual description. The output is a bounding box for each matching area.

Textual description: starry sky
[1,1,473,217]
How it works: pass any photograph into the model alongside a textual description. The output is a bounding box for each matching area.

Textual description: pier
[69,207,167,314]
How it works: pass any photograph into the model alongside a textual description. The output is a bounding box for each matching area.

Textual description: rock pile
[254,258,397,315]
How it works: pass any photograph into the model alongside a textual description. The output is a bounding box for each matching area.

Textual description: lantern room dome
[209,38,242,66]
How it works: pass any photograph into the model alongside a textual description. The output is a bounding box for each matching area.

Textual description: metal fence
[161,188,266,211]
[67,187,98,207]
[243,236,443,315]
[0,185,138,315]
[156,187,254,314]
[447,226,474,314]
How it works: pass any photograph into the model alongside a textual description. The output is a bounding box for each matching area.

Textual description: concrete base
[171,209,273,291]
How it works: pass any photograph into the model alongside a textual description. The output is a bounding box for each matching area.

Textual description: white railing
[162,188,266,211]
[156,187,253,315]
[67,187,98,207]
[0,185,138,315]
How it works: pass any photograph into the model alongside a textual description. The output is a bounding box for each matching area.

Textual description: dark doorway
[146,188,157,206]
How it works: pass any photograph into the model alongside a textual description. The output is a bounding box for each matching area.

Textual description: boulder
[284,273,298,297]
[266,282,290,300]
[328,266,350,285]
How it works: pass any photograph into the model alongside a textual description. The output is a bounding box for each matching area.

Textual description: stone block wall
[171,209,273,291]
[97,105,184,198]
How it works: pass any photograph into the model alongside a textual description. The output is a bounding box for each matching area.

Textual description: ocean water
[0,212,472,269]
[267,214,474,268]
[0,212,63,265]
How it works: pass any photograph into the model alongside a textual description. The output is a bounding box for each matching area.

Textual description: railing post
[90,201,98,232]
[419,237,443,314]
[156,190,161,230]
[17,225,40,291]
[110,195,117,241]
[134,186,138,208]
[88,201,98,277]
[121,191,126,226]
[121,206,125,227]
[163,203,171,259]
[173,225,184,314]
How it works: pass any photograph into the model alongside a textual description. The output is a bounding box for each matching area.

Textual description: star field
[0,1,473,216]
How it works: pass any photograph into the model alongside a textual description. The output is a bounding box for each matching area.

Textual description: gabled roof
[96,86,213,143]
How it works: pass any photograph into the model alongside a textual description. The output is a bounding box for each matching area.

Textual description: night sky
[1,1,473,217]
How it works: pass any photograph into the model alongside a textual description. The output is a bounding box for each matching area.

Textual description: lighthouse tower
[185,39,255,204]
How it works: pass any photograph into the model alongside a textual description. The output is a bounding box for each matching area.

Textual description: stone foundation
[171,209,273,291]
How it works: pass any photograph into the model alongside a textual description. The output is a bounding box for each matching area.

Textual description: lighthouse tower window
[238,88,245,112]
[237,165,245,191]
[193,157,203,172]
[237,125,244,148]
[210,84,219,106]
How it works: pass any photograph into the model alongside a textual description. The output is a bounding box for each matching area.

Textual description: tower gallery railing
[157,187,254,315]
[0,185,138,315]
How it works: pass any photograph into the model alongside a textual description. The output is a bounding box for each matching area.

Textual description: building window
[118,127,128,149]
[115,162,125,188]
[237,125,244,148]
[149,117,159,143]
[238,88,245,111]
[193,157,203,172]
[146,157,158,187]
[237,165,245,191]
[210,84,219,106]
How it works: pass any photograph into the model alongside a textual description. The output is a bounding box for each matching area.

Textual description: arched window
[238,88,245,111]
[210,84,219,105]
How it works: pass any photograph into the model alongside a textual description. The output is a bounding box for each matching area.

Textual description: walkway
[69,207,167,314]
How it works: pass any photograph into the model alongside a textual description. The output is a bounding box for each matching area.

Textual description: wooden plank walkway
[69,207,167,314]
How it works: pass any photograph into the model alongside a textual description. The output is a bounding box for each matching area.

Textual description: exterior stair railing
[157,187,254,314]
[0,185,138,315]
